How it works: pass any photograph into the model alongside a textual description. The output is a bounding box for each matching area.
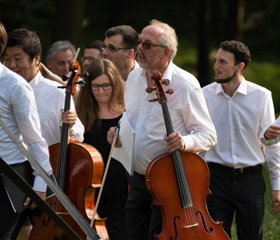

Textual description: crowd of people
[0,18,280,240]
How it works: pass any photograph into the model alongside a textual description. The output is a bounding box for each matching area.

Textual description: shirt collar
[29,70,41,89]
[161,61,173,83]
[215,76,247,96]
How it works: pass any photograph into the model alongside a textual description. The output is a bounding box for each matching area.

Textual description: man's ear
[237,62,245,72]
[127,49,135,59]
[34,55,41,66]
[163,47,171,60]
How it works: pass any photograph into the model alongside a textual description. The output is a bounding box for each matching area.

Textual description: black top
[83,116,128,217]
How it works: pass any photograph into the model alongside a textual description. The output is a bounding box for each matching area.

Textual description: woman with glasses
[75,58,127,240]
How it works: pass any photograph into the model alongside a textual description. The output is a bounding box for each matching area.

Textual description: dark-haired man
[3,28,84,239]
[81,40,104,72]
[103,25,139,81]
[202,40,280,240]
[0,23,52,240]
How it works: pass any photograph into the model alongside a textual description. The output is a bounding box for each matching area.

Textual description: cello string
[173,153,198,240]
[183,206,198,240]
[165,100,198,239]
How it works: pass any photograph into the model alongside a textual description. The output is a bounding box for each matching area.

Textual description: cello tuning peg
[166,88,174,94]
[57,86,66,89]
[62,75,69,82]
[161,79,170,85]
[146,87,156,93]
[79,72,89,78]
[148,98,159,102]
[76,80,85,86]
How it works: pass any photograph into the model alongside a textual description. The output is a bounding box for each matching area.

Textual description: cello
[30,61,108,240]
[145,70,230,240]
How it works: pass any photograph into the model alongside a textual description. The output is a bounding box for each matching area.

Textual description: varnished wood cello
[145,70,230,240]
[30,61,108,240]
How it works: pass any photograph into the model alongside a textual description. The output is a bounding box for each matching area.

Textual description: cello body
[146,151,229,240]
[30,142,108,240]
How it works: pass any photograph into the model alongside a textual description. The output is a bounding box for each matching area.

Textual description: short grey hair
[150,19,178,60]
[46,40,76,60]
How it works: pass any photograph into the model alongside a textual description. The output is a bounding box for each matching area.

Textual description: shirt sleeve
[12,84,52,192]
[69,96,85,142]
[182,86,217,152]
[260,116,280,146]
[260,92,280,190]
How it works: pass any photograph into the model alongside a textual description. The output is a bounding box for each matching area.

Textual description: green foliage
[173,41,198,77]
[243,61,280,114]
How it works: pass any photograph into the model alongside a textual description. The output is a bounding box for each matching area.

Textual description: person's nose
[8,59,17,69]
[213,61,219,70]
[98,86,105,92]
[102,48,109,57]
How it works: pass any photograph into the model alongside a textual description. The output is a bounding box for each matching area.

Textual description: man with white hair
[107,19,217,240]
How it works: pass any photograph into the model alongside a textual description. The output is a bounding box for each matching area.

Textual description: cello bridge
[182,223,198,229]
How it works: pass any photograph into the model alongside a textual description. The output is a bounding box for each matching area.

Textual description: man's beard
[215,72,236,84]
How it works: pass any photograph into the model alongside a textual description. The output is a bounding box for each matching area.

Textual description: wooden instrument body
[146,151,229,240]
[30,142,108,240]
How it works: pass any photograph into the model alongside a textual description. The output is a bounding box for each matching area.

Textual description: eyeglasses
[138,41,166,50]
[81,56,96,62]
[104,44,130,52]
[90,83,112,91]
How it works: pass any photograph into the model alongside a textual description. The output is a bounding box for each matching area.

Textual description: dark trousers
[126,172,162,240]
[207,163,265,240]
[0,177,21,240]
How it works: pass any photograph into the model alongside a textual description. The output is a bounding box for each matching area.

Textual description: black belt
[208,162,263,175]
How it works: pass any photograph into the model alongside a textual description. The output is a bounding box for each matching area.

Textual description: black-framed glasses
[90,83,112,91]
[138,41,166,50]
[104,44,130,52]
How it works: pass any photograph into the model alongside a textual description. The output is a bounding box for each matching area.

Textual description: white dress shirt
[29,71,84,146]
[203,78,280,190]
[0,63,52,192]
[125,61,217,175]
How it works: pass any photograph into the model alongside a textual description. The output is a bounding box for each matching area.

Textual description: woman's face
[90,74,113,105]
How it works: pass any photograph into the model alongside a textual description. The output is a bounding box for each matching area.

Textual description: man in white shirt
[202,40,280,240]
[0,22,52,240]
[108,19,217,240]
[3,28,84,239]
[4,29,84,146]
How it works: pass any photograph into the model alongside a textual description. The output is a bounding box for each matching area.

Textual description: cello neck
[161,99,193,208]
[150,70,193,209]
[56,90,71,190]
[56,62,80,190]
